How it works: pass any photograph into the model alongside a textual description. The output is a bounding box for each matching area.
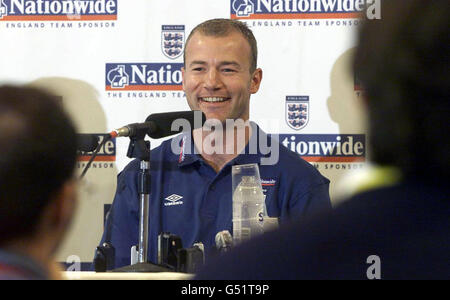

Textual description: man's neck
[193,121,252,173]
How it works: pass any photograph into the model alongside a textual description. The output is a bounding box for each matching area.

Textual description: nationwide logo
[231,0,369,19]
[0,0,117,21]
[161,25,185,60]
[278,134,365,162]
[261,178,276,187]
[261,178,276,194]
[106,63,183,91]
[286,95,309,130]
[77,134,116,162]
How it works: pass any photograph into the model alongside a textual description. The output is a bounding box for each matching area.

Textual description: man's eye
[222,68,236,73]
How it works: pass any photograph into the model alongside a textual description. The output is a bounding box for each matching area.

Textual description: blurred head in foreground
[0,85,78,279]
[353,0,449,182]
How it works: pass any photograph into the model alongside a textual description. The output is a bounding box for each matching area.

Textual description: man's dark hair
[184,18,258,73]
[0,85,77,245]
[353,0,449,181]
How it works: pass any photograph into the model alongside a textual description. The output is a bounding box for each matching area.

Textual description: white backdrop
[0,0,368,266]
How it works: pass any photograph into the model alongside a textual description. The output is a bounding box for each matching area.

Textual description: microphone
[111,110,206,139]
[77,134,100,152]
[215,230,233,254]
[112,122,156,138]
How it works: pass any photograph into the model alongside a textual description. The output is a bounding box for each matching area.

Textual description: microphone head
[145,110,206,139]
[215,230,233,250]
[77,134,99,152]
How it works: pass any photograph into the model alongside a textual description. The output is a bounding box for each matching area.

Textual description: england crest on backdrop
[286,96,309,130]
[161,25,185,60]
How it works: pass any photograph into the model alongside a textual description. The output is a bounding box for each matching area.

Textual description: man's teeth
[201,97,227,103]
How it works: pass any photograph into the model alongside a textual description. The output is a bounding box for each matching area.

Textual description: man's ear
[49,180,78,229]
[250,68,263,94]
[181,67,186,91]
[360,92,370,108]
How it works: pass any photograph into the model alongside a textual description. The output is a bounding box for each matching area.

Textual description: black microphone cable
[79,133,114,179]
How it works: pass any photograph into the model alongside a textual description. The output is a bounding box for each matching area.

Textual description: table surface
[61,271,194,280]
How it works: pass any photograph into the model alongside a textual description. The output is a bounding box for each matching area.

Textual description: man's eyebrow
[220,61,241,68]
[188,61,241,68]
[188,60,206,67]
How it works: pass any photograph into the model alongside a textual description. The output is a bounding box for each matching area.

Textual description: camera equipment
[94,242,115,272]
[158,232,204,273]
[158,232,183,270]
[177,243,205,273]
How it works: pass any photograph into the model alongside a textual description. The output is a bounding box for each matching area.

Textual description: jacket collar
[177,121,270,168]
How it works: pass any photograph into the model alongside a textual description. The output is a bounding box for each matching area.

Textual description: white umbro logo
[164,194,183,206]
[165,194,183,202]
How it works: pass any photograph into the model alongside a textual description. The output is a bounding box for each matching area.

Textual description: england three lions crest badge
[161,25,185,60]
[286,96,309,130]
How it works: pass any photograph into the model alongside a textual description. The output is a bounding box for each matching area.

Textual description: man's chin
[203,117,250,130]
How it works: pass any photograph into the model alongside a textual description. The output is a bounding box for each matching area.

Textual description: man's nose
[203,69,223,91]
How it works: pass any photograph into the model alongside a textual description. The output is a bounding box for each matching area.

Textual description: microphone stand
[110,132,171,273]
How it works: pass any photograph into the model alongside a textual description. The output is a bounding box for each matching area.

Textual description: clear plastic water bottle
[232,174,265,246]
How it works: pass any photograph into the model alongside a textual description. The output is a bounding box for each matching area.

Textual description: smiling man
[182,29,261,123]
[97,19,331,269]
[182,22,263,172]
